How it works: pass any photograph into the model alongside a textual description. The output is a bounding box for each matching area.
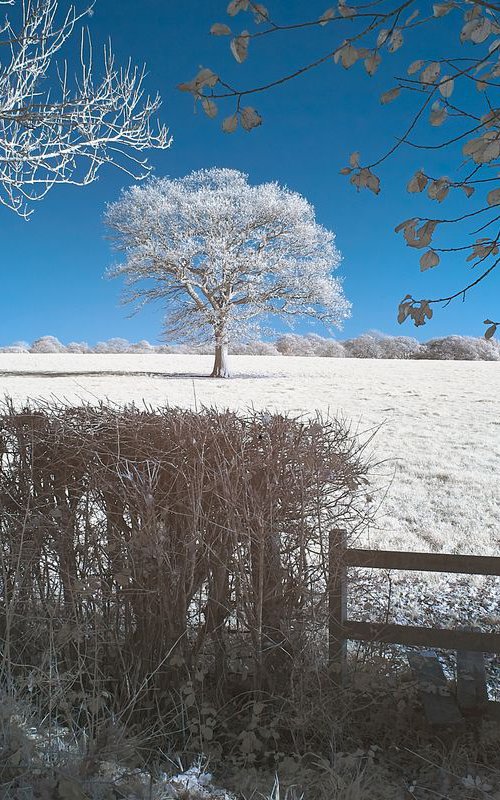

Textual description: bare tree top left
[0,0,171,217]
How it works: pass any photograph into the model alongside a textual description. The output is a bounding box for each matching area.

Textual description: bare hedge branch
[0,402,376,724]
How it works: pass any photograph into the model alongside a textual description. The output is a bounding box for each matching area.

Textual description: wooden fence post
[328,528,347,683]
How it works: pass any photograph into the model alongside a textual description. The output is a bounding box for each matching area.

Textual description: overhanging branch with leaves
[180,0,500,338]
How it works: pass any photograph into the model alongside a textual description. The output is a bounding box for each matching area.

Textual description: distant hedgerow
[2,332,499,360]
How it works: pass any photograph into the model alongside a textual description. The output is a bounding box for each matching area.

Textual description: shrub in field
[0,341,29,353]
[360,331,422,359]
[414,335,500,361]
[378,335,422,359]
[29,335,66,353]
[343,334,385,359]
[304,333,346,357]
[275,333,317,356]
[155,344,179,354]
[93,337,132,353]
[128,339,155,353]
[65,341,92,353]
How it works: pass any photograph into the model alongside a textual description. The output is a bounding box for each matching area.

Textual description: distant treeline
[2,332,500,360]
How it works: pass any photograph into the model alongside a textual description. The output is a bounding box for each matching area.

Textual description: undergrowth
[1,651,500,799]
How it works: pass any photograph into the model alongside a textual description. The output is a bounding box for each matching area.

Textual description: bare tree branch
[0,0,170,217]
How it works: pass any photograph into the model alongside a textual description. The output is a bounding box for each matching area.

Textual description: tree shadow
[0,370,272,380]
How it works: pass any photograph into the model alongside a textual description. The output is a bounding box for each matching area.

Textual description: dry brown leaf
[381,86,401,104]
[420,250,440,271]
[230,32,250,63]
[210,23,232,35]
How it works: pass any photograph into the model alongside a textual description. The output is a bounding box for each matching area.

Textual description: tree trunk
[210,341,230,378]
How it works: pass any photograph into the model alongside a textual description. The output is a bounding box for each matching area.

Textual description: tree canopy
[105,167,350,377]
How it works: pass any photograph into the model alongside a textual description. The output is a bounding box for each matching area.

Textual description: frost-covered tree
[0,340,29,353]
[303,332,346,357]
[30,335,66,353]
[343,334,385,359]
[66,341,92,353]
[181,0,500,338]
[377,335,422,359]
[155,344,178,354]
[275,332,346,356]
[414,335,500,360]
[94,337,131,354]
[129,339,155,353]
[275,334,316,356]
[0,0,169,217]
[359,330,422,359]
[105,168,350,377]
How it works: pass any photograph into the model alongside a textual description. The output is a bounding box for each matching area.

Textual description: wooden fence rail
[328,528,500,681]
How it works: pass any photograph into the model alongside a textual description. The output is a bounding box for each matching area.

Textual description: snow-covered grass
[1,353,498,557]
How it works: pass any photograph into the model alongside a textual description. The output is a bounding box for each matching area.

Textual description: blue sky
[0,0,494,347]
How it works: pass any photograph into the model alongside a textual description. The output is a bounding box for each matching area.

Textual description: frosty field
[1,352,499,558]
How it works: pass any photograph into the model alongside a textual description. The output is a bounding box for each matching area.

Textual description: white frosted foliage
[105,168,350,377]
